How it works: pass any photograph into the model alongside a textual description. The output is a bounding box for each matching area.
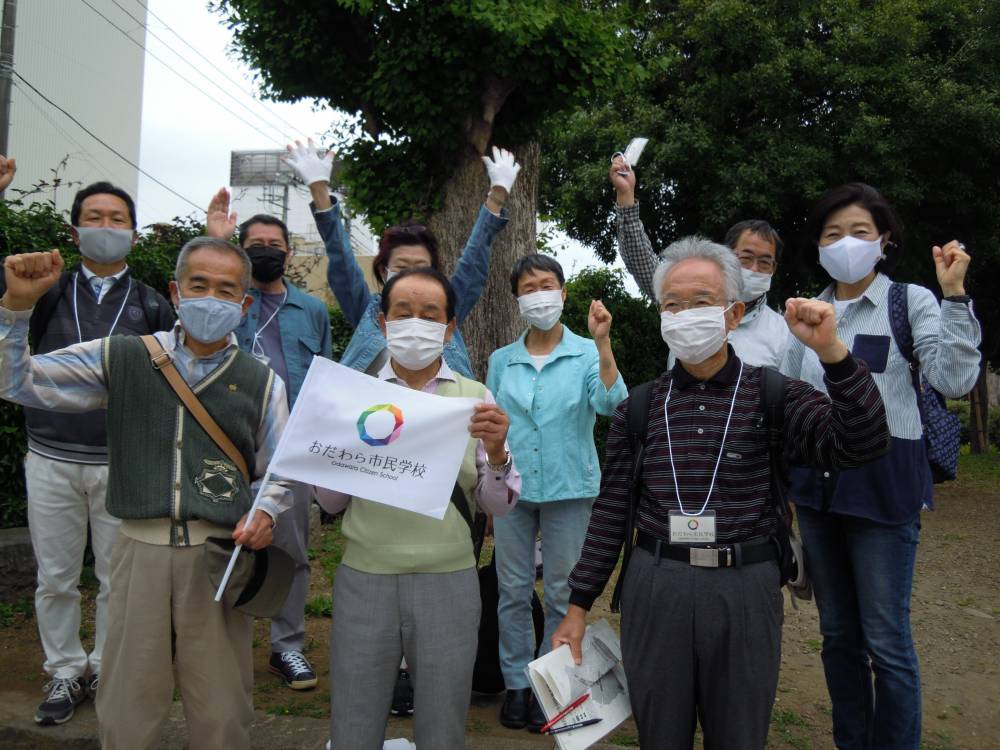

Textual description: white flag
[268,358,479,519]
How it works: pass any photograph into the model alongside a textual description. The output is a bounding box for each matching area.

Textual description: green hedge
[947,400,1000,451]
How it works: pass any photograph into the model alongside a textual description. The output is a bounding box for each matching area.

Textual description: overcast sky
[137,0,636,291]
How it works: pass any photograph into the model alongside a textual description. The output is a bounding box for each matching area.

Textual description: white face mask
[660,305,732,365]
[517,289,563,331]
[76,226,133,264]
[819,235,884,284]
[385,318,447,370]
[739,268,772,302]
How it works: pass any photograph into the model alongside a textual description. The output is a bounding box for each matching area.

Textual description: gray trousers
[329,564,481,750]
[270,482,311,652]
[620,547,783,750]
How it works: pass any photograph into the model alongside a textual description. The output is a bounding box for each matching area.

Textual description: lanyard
[251,290,287,359]
[663,361,743,516]
[72,273,132,343]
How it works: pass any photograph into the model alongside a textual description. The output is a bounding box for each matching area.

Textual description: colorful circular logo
[687,519,700,530]
[357,403,405,446]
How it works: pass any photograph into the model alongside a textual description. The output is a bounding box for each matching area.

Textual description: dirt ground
[1,454,997,748]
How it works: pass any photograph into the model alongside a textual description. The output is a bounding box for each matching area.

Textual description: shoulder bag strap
[139,334,250,484]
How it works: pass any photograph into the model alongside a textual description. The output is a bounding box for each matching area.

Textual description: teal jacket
[235,280,332,407]
[487,325,627,502]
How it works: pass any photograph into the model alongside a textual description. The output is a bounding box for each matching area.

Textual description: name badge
[669,510,717,544]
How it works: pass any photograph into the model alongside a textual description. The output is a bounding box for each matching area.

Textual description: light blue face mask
[176,293,245,344]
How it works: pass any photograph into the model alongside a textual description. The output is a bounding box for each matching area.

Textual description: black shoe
[526,693,547,733]
[499,687,531,729]
[34,677,85,725]
[86,673,99,701]
[390,669,414,715]
[269,651,318,690]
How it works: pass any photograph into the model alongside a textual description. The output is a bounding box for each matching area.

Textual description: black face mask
[246,246,287,283]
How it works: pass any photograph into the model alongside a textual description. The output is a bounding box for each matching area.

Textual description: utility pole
[0,0,16,159]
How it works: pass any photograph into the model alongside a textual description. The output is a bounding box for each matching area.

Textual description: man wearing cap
[609,154,790,368]
[207,189,331,691]
[0,237,291,749]
[0,158,175,726]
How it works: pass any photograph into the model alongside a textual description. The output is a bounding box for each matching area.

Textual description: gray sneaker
[34,677,85,725]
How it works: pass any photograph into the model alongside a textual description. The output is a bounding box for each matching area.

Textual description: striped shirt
[567,348,889,610]
[781,273,981,440]
[615,203,790,368]
[0,308,291,519]
[781,273,981,519]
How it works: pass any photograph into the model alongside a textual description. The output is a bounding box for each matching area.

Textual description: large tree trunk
[428,142,539,380]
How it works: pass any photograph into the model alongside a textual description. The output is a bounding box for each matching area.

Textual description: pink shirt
[314,358,520,516]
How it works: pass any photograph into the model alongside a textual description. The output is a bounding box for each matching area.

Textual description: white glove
[481,146,521,193]
[284,138,334,186]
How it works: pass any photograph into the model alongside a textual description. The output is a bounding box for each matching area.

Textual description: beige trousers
[95,534,254,749]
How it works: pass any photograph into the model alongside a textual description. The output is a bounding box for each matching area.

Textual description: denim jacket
[234,280,332,407]
[312,198,508,379]
[487,325,628,502]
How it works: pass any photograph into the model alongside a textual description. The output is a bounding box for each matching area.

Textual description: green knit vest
[341,374,487,575]
[103,336,273,528]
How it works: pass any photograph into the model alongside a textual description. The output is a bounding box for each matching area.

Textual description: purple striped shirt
[568,349,889,610]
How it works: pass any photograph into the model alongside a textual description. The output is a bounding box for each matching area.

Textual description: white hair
[652,235,744,305]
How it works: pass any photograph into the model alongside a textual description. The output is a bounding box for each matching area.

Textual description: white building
[5,0,146,214]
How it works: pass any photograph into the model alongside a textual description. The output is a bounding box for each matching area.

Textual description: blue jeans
[796,506,922,750]
[493,498,593,689]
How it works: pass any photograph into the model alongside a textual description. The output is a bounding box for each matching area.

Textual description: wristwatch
[943,294,971,304]
[486,451,512,473]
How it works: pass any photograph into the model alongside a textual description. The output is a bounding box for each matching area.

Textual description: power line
[127,0,304,137]
[77,0,288,146]
[13,71,203,213]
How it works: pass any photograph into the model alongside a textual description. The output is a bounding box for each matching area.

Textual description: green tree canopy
[541,0,1000,365]
[213,0,632,229]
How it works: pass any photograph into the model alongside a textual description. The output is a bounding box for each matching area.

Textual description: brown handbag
[139,335,250,484]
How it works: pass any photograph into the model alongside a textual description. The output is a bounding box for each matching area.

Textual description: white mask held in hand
[819,235,884,284]
[660,305,732,364]
[739,268,772,302]
[386,318,447,370]
[76,227,133,264]
[517,289,563,331]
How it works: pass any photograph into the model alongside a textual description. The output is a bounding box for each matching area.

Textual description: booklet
[525,619,632,750]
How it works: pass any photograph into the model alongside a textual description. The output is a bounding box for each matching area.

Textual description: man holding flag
[0,238,290,749]
[310,267,521,750]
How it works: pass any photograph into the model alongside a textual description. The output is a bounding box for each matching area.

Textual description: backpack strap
[29,272,73,349]
[449,483,488,566]
[759,367,790,524]
[610,379,654,613]
[887,280,927,401]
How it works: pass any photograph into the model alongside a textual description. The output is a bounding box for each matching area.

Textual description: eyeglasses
[736,252,775,273]
[659,297,731,314]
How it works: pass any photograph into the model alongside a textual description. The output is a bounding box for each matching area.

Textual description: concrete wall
[5,0,146,215]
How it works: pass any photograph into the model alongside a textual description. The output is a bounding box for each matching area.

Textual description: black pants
[620,547,783,750]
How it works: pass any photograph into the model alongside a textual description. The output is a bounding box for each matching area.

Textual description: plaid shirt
[567,349,889,610]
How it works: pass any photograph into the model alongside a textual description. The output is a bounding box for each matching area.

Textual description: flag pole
[214,470,274,602]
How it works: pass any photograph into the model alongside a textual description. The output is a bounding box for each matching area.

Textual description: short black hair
[724,219,784,260]
[807,182,904,273]
[509,254,565,296]
[71,182,137,229]
[238,214,290,248]
[380,267,456,321]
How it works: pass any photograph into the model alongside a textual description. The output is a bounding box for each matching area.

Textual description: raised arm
[0,250,109,412]
[782,298,890,469]
[610,155,659,302]
[586,300,627,412]
[0,154,16,194]
[286,140,372,327]
[910,240,981,397]
[449,147,519,323]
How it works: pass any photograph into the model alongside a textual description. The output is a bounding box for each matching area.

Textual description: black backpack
[448,485,544,694]
[610,367,798,613]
